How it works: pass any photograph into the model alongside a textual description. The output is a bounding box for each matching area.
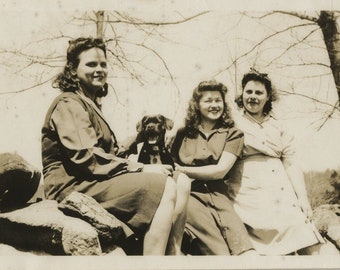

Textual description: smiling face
[198,90,224,124]
[242,80,269,116]
[76,47,108,97]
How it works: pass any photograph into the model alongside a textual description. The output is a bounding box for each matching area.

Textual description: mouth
[209,109,220,114]
[147,135,159,145]
[247,99,258,105]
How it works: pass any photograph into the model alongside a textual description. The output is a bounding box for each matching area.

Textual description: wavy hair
[235,69,278,114]
[52,37,108,97]
[184,80,234,138]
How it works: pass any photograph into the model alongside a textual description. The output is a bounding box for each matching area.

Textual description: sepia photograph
[0,0,340,269]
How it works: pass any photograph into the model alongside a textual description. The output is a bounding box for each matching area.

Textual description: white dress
[228,112,324,255]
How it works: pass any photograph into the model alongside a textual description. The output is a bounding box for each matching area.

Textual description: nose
[146,125,155,131]
[210,100,219,107]
[95,64,104,73]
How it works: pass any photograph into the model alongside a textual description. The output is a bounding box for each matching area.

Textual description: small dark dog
[123,114,175,167]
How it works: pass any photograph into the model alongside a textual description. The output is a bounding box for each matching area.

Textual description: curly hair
[52,37,108,97]
[235,69,278,114]
[184,80,234,138]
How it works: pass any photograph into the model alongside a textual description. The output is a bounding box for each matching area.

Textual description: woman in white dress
[228,69,338,255]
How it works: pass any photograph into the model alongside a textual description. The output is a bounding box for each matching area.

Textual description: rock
[313,204,340,250]
[0,200,102,255]
[0,243,37,256]
[313,204,340,232]
[327,225,340,249]
[58,191,129,248]
[0,152,41,211]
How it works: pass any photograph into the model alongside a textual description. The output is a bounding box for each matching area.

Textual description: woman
[171,80,255,255]
[228,69,338,255]
[41,37,191,255]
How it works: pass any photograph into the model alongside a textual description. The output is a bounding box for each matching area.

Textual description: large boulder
[313,204,340,249]
[0,152,41,212]
[59,191,131,248]
[0,200,102,255]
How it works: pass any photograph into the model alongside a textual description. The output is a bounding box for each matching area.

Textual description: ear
[164,117,174,130]
[136,117,146,132]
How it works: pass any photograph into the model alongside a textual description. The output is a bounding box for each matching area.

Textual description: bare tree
[0,10,209,100]
[278,11,340,103]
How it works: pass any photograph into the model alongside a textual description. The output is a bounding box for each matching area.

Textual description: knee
[176,173,191,197]
[162,177,177,207]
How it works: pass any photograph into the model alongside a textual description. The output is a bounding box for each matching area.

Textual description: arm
[281,125,313,219]
[175,151,237,181]
[283,158,313,219]
[51,98,137,179]
[173,127,243,181]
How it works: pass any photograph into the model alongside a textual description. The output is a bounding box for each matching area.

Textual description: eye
[255,90,265,95]
[86,62,97,67]
[101,62,107,68]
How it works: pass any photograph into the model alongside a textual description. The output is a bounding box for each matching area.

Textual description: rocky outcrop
[0,152,40,212]
[58,191,131,248]
[0,192,130,255]
[313,204,340,249]
[0,200,102,255]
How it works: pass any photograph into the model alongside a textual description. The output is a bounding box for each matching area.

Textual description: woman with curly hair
[41,37,191,255]
[228,69,338,255]
[171,80,255,255]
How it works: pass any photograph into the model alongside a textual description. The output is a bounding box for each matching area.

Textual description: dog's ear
[164,117,174,130]
[136,116,147,132]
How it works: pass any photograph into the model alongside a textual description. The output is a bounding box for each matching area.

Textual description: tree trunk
[96,11,105,39]
[317,11,340,104]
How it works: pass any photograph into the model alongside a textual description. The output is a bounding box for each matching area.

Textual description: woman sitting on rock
[41,37,191,255]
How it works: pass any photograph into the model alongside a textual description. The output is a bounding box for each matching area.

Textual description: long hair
[52,37,108,97]
[184,80,234,138]
[235,69,278,114]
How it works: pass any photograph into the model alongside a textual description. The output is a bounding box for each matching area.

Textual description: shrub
[304,169,340,209]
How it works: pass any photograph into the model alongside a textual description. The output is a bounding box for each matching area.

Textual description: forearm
[176,152,237,181]
[176,165,227,181]
[285,162,309,201]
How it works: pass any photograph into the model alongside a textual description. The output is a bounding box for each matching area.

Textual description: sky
[0,0,340,173]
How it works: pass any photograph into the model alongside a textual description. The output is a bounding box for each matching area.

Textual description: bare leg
[166,173,191,255]
[143,177,177,255]
[298,240,339,255]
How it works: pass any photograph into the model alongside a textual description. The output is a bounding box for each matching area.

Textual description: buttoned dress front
[172,126,253,255]
[228,113,324,255]
[41,91,167,236]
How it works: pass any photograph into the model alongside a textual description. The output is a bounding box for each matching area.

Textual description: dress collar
[241,110,274,127]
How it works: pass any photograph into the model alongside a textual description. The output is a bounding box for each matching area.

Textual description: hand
[298,197,313,221]
[142,164,173,176]
[174,163,185,173]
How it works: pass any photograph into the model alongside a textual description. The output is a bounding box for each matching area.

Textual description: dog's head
[136,114,174,146]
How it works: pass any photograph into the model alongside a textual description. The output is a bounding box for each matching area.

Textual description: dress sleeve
[170,128,186,164]
[50,98,130,179]
[281,124,297,164]
[223,128,244,157]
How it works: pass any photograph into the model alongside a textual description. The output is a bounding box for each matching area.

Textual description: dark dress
[41,91,167,236]
[171,126,253,255]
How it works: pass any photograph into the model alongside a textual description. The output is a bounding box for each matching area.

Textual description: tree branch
[214,22,316,76]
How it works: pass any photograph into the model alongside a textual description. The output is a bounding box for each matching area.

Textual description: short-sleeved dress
[171,126,253,255]
[41,91,167,236]
[227,112,324,255]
